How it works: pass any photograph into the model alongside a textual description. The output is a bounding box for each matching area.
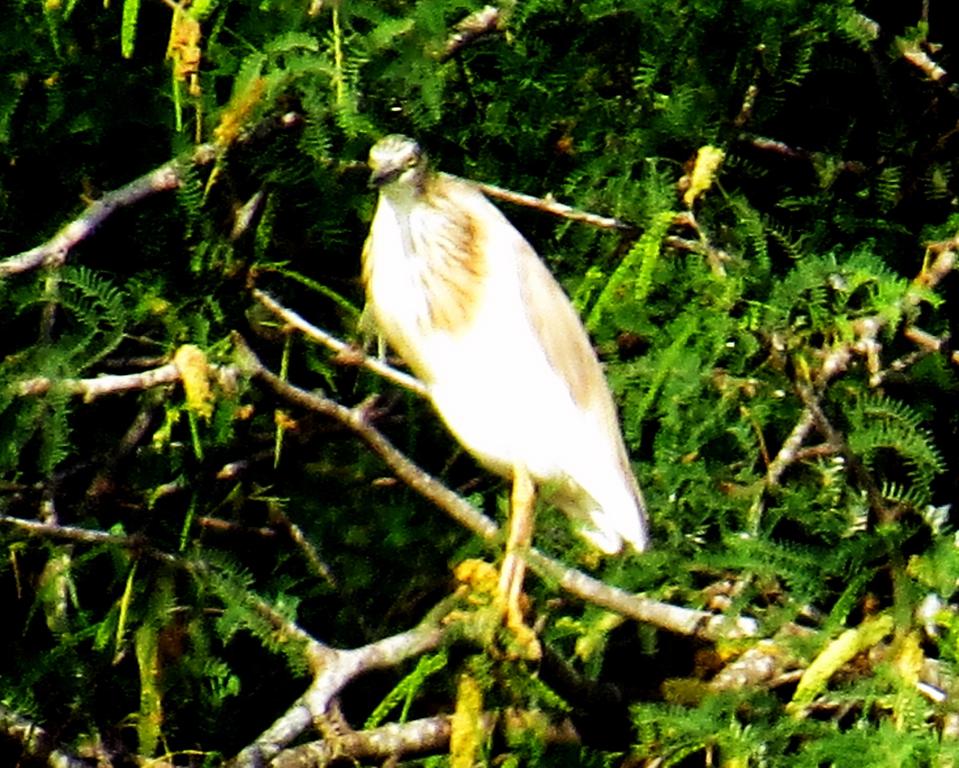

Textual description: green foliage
[847,392,945,508]
[366,649,450,728]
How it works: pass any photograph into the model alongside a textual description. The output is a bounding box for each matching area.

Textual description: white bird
[362,135,649,643]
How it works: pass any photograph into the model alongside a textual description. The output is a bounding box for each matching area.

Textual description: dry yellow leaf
[894,630,923,688]
[787,612,893,717]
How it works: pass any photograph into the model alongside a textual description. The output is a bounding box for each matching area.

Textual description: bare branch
[764,407,816,489]
[15,363,182,400]
[0,145,216,278]
[526,550,758,641]
[0,110,322,279]
[710,638,801,692]
[230,599,456,768]
[439,5,502,62]
[915,234,958,291]
[0,704,93,768]
[0,513,176,561]
[898,38,947,83]
[737,134,811,161]
[233,333,760,642]
[251,288,429,397]
[270,712,579,768]
[462,175,637,232]
[902,326,959,367]
[275,716,459,768]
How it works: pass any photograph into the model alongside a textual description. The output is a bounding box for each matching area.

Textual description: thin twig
[0,514,177,564]
[267,502,338,587]
[0,145,216,278]
[439,5,502,62]
[463,175,637,232]
[251,288,429,397]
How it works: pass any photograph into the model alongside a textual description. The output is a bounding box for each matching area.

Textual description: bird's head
[368,135,428,195]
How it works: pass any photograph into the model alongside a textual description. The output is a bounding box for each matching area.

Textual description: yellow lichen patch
[173,344,214,420]
[681,145,725,207]
[450,672,485,768]
[894,630,923,689]
[273,409,299,432]
[213,75,266,148]
[166,6,202,97]
[453,559,500,607]
[573,611,624,663]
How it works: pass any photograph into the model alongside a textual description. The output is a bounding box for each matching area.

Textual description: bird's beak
[368,165,399,189]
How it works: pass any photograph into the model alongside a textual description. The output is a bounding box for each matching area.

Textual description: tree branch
[0,145,216,278]
[15,363,183,399]
[233,333,760,642]
[439,5,502,62]
[251,287,429,397]
[229,598,456,768]
[0,514,178,564]
[0,704,94,768]
[462,175,637,232]
[270,712,579,768]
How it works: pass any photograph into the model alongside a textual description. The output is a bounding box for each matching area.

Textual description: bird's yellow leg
[497,464,541,661]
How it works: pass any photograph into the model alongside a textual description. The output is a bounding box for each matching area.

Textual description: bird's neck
[379,170,435,210]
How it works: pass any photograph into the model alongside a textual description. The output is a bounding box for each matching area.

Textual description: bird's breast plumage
[364,178,492,381]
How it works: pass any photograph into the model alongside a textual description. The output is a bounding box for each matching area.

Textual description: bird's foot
[451,559,541,661]
[500,596,542,662]
[313,697,353,761]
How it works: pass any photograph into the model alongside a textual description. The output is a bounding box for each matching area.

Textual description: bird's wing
[514,234,613,419]
[513,225,647,515]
